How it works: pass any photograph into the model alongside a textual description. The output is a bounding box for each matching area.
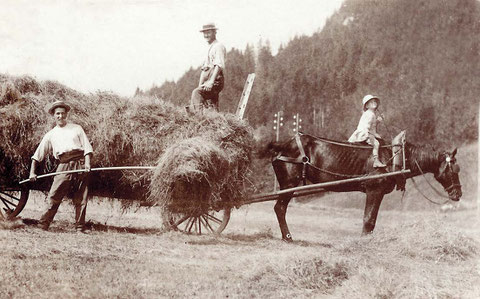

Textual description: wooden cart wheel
[0,188,29,220]
[167,208,231,235]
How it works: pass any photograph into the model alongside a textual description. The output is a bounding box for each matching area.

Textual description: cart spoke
[206,213,222,224]
[0,195,16,208]
[165,208,230,235]
[173,215,190,228]
[202,215,214,232]
[182,217,192,232]
[0,191,21,202]
[183,217,192,231]
[198,215,206,232]
[1,196,14,211]
[198,217,202,235]
[187,217,196,233]
[193,216,198,233]
[0,189,29,219]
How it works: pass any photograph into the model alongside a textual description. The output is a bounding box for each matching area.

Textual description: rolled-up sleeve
[78,126,93,156]
[212,43,226,70]
[32,134,51,162]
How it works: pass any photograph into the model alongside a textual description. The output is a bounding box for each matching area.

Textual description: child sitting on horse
[348,95,386,168]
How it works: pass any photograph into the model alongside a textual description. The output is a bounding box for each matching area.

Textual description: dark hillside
[308,0,480,145]
[145,0,480,148]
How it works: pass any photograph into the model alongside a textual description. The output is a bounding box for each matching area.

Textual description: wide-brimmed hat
[200,23,218,32]
[362,95,379,110]
[47,100,71,115]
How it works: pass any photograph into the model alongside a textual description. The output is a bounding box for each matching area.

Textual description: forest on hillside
[138,0,480,148]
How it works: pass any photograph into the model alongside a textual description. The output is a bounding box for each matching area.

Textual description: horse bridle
[440,156,461,193]
[413,155,461,199]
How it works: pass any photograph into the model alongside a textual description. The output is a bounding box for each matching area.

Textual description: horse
[262,132,462,242]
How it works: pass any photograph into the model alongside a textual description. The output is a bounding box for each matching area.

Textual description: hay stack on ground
[0,75,254,210]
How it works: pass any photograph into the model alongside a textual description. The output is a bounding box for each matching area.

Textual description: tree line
[138,0,479,148]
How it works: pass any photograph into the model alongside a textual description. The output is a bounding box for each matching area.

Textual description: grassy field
[1,144,479,298]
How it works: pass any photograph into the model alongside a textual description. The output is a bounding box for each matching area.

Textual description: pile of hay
[0,75,254,210]
[149,113,253,214]
[0,75,86,190]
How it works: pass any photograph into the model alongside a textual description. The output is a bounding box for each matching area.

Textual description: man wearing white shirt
[190,23,226,112]
[29,101,93,232]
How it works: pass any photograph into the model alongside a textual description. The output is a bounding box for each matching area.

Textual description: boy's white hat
[362,95,379,110]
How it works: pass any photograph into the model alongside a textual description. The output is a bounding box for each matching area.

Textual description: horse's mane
[404,142,441,172]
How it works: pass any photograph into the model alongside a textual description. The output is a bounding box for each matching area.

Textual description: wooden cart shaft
[242,169,411,205]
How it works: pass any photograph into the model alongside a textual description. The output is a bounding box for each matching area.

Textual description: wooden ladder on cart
[236,73,255,120]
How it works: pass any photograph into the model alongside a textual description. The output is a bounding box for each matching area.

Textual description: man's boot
[38,202,60,231]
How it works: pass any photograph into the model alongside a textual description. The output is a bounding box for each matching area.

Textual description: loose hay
[150,133,252,214]
[0,75,255,212]
[282,257,350,292]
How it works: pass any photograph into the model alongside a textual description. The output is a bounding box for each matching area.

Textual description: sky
[0,0,344,96]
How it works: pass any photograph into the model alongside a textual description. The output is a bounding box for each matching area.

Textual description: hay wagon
[0,74,411,235]
[0,166,234,234]
[1,166,410,235]
[0,73,255,234]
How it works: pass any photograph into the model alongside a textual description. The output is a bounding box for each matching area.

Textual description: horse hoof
[282,233,293,242]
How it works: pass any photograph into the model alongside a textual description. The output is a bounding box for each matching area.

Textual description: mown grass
[1,193,478,298]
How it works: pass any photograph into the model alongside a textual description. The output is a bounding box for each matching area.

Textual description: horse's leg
[362,190,385,235]
[271,160,301,242]
[274,193,294,242]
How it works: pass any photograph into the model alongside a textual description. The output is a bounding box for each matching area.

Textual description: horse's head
[434,148,462,201]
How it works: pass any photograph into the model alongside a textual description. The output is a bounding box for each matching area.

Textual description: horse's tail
[257,141,285,159]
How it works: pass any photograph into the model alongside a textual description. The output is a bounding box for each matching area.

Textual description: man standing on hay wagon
[189,22,226,112]
[29,100,93,233]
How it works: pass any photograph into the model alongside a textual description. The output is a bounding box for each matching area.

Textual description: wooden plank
[235,73,255,119]
[242,169,411,205]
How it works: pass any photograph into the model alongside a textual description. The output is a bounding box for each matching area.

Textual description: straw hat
[200,23,218,32]
[47,100,71,115]
[362,95,379,110]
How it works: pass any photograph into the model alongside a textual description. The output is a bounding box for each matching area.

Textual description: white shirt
[32,123,93,162]
[202,40,226,71]
[348,110,379,143]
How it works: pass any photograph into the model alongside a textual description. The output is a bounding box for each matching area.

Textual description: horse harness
[272,133,459,207]
[273,134,310,185]
[273,133,380,185]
